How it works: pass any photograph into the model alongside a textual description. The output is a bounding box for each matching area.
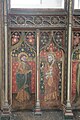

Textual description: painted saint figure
[16,52,32,103]
[72,62,80,108]
[76,63,80,97]
[44,54,60,102]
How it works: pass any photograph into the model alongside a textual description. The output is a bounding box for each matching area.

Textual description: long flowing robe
[44,61,60,102]
[16,61,31,103]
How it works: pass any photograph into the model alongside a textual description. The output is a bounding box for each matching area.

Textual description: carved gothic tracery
[73,16,80,27]
[17,16,25,24]
[9,15,66,28]
[72,32,80,59]
[34,16,42,24]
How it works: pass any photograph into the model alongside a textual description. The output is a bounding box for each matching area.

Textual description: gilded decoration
[10,30,65,110]
[25,32,36,50]
[39,30,64,108]
[11,32,21,46]
[11,31,36,110]
[40,42,63,108]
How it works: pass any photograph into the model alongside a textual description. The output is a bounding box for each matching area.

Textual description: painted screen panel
[39,30,65,109]
[10,30,65,110]
[11,31,36,110]
[71,32,80,109]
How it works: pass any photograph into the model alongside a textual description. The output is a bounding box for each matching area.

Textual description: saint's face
[21,55,27,62]
[48,55,53,63]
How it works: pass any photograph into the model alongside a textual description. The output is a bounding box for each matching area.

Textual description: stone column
[2,0,10,115]
[35,29,41,115]
[64,0,73,119]
[0,0,3,109]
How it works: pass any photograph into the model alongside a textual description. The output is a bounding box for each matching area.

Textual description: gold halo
[18,52,28,61]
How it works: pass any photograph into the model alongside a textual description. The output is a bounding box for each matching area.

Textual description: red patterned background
[40,43,62,59]
[12,61,36,93]
[72,61,78,99]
